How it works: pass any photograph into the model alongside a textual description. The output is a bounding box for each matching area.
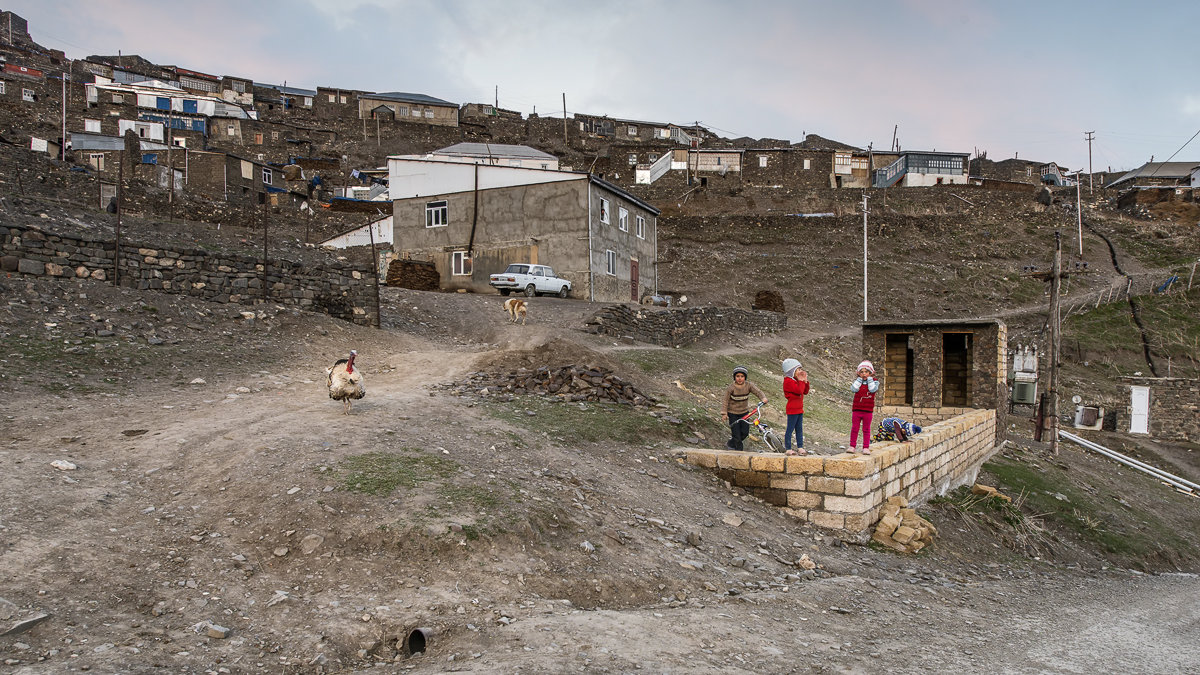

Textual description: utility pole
[1075,171,1083,256]
[115,152,124,285]
[1084,131,1095,194]
[1031,232,1065,454]
[861,192,869,322]
[60,61,68,161]
[562,93,567,146]
[891,124,898,152]
[261,197,269,301]
[494,85,498,109]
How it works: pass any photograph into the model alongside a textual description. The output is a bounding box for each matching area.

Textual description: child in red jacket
[781,358,810,456]
[850,360,879,455]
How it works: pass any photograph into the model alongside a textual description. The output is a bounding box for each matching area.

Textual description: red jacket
[783,376,810,414]
[852,377,878,412]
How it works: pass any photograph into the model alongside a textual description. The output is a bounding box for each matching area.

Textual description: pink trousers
[850,410,873,450]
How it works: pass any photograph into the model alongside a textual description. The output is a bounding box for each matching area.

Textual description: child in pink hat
[849,360,879,454]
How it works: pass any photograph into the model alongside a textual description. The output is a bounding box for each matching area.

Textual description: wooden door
[630,258,639,302]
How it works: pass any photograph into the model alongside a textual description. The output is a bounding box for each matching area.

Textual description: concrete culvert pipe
[405,627,432,656]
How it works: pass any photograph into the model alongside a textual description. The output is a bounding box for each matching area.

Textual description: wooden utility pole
[1084,131,1095,194]
[261,198,269,300]
[114,152,124,285]
[1047,232,1063,454]
[562,93,568,146]
[1075,171,1083,256]
[367,213,382,329]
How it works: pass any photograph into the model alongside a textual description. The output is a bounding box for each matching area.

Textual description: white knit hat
[857,360,875,374]
[782,358,801,376]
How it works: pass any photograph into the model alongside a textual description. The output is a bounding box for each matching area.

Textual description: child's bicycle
[732,402,786,453]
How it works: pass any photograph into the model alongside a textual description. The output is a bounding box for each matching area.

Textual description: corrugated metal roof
[70,132,171,151]
[363,91,456,107]
[1107,161,1200,188]
[434,143,556,161]
[259,83,317,97]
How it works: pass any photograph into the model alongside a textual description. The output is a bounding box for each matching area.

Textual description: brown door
[630,258,639,302]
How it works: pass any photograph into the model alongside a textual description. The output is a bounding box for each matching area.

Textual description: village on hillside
[1,7,1199,673]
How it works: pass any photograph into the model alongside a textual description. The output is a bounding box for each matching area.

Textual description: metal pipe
[1060,431,1200,492]
[1060,431,1197,494]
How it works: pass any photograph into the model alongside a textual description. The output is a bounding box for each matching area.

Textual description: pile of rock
[385,259,439,290]
[871,496,937,553]
[447,365,656,406]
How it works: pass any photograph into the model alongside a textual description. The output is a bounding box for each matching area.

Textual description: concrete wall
[684,408,997,536]
[585,304,786,347]
[1119,377,1200,441]
[587,183,657,302]
[0,222,378,325]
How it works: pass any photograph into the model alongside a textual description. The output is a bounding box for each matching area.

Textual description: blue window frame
[155,97,170,110]
[182,99,198,114]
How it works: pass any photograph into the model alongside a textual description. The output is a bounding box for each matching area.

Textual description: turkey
[326,350,365,414]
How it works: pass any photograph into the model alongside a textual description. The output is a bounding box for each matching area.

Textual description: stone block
[785,456,824,474]
[716,452,751,470]
[807,475,845,494]
[824,457,870,479]
[824,494,869,514]
[750,487,788,506]
[17,258,44,275]
[809,510,845,530]
[876,513,901,536]
[769,474,806,490]
[732,470,768,488]
[750,455,786,473]
[844,512,875,533]
[843,476,872,497]
[686,450,718,468]
[872,530,909,552]
[0,255,17,272]
[787,491,822,509]
[892,525,917,544]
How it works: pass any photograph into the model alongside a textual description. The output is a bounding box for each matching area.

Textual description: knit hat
[857,360,875,375]
[732,365,749,378]
[782,358,801,376]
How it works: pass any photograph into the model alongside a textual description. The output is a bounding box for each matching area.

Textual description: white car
[489,263,572,298]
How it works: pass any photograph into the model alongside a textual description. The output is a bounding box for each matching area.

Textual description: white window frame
[627,125,638,136]
[22,88,35,102]
[172,137,186,148]
[83,118,101,133]
[636,215,646,239]
[452,250,472,276]
[618,207,629,232]
[599,198,610,224]
[303,96,313,107]
[758,155,768,168]
[227,124,236,136]
[605,250,616,275]
[88,153,105,171]
[627,153,637,166]
[424,108,434,118]
[232,80,246,93]
[803,159,811,170]
[111,93,124,104]
[339,95,348,104]
[261,167,272,184]
[327,93,335,103]
[426,200,448,228]
[0,81,5,95]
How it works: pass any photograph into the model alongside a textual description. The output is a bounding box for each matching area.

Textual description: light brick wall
[685,408,996,537]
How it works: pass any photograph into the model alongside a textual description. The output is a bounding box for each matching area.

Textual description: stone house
[314,86,369,120]
[1119,376,1200,440]
[166,66,221,96]
[740,147,835,190]
[1105,162,1200,190]
[386,157,659,302]
[357,91,459,127]
[407,142,559,170]
[861,319,1008,441]
[460,103,522,121]
[873,150,970,188]
[219,75,254,106]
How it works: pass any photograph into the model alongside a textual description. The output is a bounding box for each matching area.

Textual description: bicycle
[731,402,786,453]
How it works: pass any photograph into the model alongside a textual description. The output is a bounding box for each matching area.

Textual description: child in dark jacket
[781,358,810,456]
[849,360,879,455]
[721,365,768,451]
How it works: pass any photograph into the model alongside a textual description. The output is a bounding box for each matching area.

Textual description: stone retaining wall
[0,222,378,325]
[585,304,786,347]
[683,408,997,537]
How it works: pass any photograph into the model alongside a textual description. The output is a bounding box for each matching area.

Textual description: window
[851,157,869,170]
[396,105,408,117]
[540,163,548,169]
[22,88,35,102]
[424,108,434,118]
[426,200,448,228]
[636,215,645,239]
[411,108,421,117]
[605,250,616,275]
[83,119,101,133]
[261,167,272,184]
[303,96,313,107]
[255,133,263,145]
[172,137,186,148]
[758,155,768,168]
[232,80,245,93]
[803,159,811,170]
[452,251,472,276]
[627,153,638,166]
[627,125,637,136]
[618,207,629,232]
[0,81,5,95]
[339,95,347,104]
[111,93,123,104]
[88,153,104,171]
[227,124,236,136]
[182,99,198,114]
[271,131,279,140]
[599,198,609,224]
[327,93,335,103]
[648,153,659,163]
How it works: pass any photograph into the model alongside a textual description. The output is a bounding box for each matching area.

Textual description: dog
[503,297,527,325]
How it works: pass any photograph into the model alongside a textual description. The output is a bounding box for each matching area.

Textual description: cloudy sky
[10,0,1199,171]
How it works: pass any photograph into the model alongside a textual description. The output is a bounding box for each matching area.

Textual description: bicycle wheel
[762,428,786,453]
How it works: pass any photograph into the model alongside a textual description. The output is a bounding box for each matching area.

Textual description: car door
[540,267,556,293]
[531,266,549,292]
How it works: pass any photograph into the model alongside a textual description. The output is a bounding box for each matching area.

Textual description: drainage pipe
[1060,431,1198,495]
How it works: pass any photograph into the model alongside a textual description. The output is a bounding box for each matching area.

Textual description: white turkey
[326,350,365,414]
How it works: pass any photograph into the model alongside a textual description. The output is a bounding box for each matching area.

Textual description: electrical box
[1012,380,1037,404]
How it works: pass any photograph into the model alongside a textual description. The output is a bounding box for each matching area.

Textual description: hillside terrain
[2,164,1199,672]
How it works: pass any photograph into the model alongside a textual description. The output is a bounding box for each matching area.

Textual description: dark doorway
[942,332,973,406]
[630,258,639,302]
[884,333,914,405]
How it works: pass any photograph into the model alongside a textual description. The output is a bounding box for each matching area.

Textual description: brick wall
[0,222,378,325]
[1120,377,1200,441]
[585,304,786,347]
[685,408,997,536]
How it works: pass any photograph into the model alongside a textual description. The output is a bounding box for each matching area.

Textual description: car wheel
[558,286,569,299]
[524,284,536,297]
[499,289,510,296]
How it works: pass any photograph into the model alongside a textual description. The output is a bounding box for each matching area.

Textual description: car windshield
[504,264,529,274]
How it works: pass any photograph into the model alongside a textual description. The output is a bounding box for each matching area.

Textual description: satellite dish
[1071,395,1082,404]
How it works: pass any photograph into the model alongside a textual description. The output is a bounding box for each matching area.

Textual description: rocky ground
[1,271,1198,674]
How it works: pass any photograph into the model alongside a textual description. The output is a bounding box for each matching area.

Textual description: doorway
[884,333,914,405]
[1129,386,1150,434]
[630,258,639,302]
[942,332,973,406]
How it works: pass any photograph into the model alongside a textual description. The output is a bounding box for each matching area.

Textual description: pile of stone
[447,365,657,406]
[871,495,937,553]
[385,259,439,290]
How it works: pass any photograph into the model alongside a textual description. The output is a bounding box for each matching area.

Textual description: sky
[8,0,1200,172]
